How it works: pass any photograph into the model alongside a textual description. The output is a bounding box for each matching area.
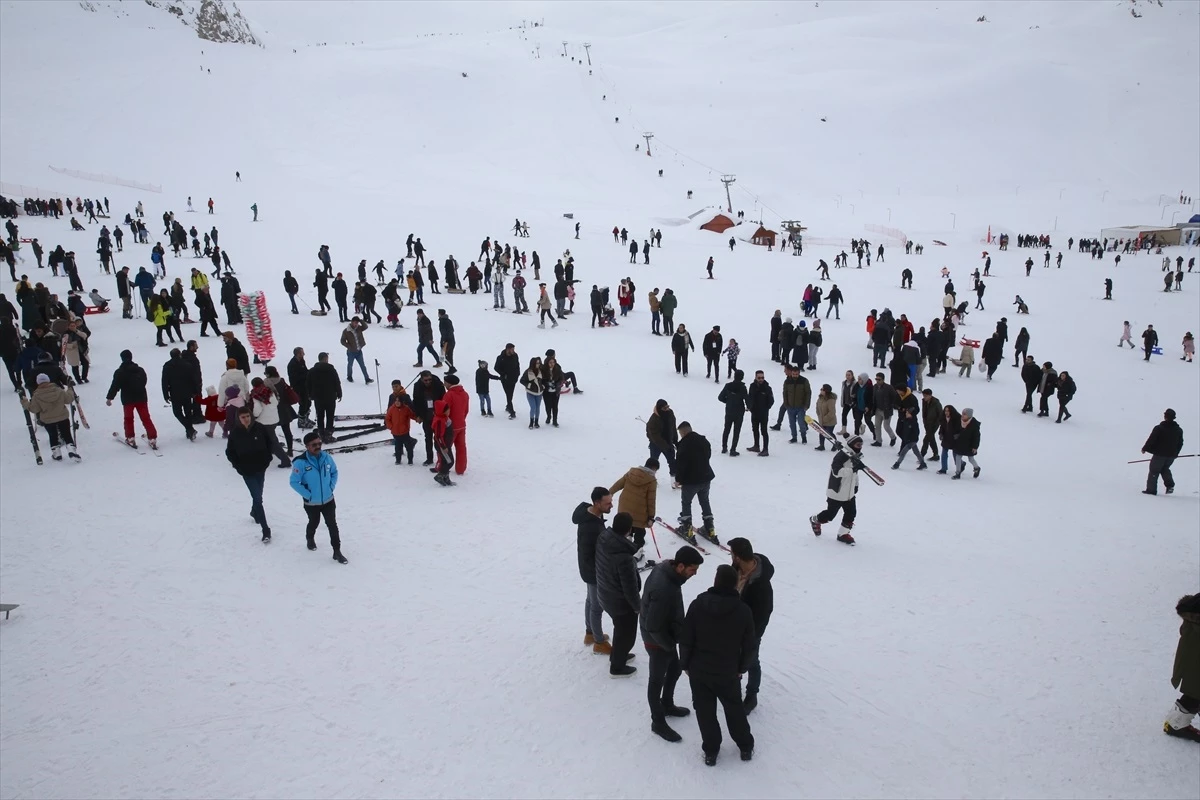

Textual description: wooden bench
[0,604,18,619]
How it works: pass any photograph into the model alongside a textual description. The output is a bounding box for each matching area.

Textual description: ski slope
[1,1,1198,798]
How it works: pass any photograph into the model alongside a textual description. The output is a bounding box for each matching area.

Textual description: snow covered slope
[1,1,1198,798]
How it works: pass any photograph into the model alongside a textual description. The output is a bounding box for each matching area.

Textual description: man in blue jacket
[290,431,347,563]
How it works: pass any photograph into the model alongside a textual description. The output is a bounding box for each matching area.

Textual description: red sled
[83,306,111,315]
[959,337,980,348]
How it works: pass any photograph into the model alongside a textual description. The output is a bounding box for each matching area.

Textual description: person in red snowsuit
[441,373,470,475]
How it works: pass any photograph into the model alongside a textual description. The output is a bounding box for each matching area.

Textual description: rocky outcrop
[78,0,260,46]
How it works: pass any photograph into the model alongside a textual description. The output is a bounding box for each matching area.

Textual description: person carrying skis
[809,434,868,545]
[21,373,79,461]
[290,431,347,563]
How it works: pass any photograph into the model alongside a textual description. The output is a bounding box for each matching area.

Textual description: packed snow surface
[1,1,1198,797]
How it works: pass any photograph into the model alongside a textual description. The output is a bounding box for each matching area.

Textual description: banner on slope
[239,291,276,363]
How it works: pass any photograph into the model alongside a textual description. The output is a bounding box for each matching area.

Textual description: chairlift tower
[643,132,654,156]
[583,43,592,65]
[721,175,736,213]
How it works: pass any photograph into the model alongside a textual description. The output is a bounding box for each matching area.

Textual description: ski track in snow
[1,1,1199,798]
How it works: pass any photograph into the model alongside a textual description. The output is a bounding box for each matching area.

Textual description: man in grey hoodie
[641,546,705,743]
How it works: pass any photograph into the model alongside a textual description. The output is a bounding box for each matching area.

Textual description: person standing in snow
[891,405,926,470]
[671,324,694,376]
[702,325,723,383]
[646,399,679,479]
[290,431,347,563]
[1054,370,1076,423]
[1143,324,1159,362]
[595,511,642,677]
[1164,593,1200,741]
[1141,408,1183,495]
[809,434,868,545]
[675,421,717,540]
[718,369,748,456]
[574,487,612,654]
[226,406,275,542]
[679,564,757,765]
[919,388,942,462]
[729,537,773,715]
[610,457,659,547]
[952,407,982,479]
[871,373,897,447]
[411,369,446,465]
[640,545,704,743]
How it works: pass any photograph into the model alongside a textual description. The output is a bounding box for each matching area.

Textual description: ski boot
[67,445,81,461]
[51,446,63,461]
[809,515,822,536]
[677,517,699,545]
[147,439,159,451]
[700,517,720,546]
[836,524,856,546]
[1164,701,1200,741]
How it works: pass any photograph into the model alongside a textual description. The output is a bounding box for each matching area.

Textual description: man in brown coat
[610,457,659,551]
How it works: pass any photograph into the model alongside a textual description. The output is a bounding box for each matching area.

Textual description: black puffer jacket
[595,527,641,616]
[1144,420,1184,458]
[740,554,775,639]
[225,421,274,476]
[640,560,687,650]
[679,587,757,680]
[307,361,342,406]
[573,502,605,584]
[718,379,748,416]
[106,361,148,405]
[675,431,715,485]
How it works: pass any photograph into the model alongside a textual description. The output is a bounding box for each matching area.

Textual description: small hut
[699,213,735,234]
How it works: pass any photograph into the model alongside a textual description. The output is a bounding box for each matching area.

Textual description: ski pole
[374,359,382,415]
[648,523,662,559]
[1127,454,1198,464]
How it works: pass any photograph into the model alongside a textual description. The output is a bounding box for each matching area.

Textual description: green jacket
[1173,595,1200,697]
[659,293,677,316]
[781,375,811,410]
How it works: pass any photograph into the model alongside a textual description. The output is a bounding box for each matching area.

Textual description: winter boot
[1164,701,1200,741]
[652,719,683,742]
[836,525,856,545]
[664,702,690,717]
[740,748,753,762]
[809,515,822,536]
[609,664,637,678]
[593,640,613,655]
[51,445,63,461]
[332,551,348,564]
[68,445,81,461]
[704,753,717,767]
[307,537,318,551]
[973,466,981,479]
[261,529,271,543]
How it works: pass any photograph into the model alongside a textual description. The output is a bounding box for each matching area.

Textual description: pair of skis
[652,517,728,555]
[804,417,886,486]
[17,388,89,466]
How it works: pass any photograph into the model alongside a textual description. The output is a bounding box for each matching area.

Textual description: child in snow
[385,382,420,465]
[475,360,501,417]
[722,339,740,378]
[222,385,244,437]
[1182,332,1194,363]
[1164,594,1200,741]
[21,374,78,461]
[199,385,224,437]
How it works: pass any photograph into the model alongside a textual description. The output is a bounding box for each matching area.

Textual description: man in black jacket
[574,487,612,652]
[718,370,748,456]
[676,421,717,542]
[729,537,774,713]
[105,349,158,446]
[283,270,300,314]
[1142,408,1184,495]
[162,348,201,440]
[116,266,133,318]
[702,326,723,383]
[641,546,704,742]
[288,347,311,426]
[306,352,342,440]
[332,273,349,322]
[223,331,250,374]
[225,406,274,542]
[595,511,641,677]
[1020,355,1040,413]
[679,564,757,765]
[411,369,446,466]
[746,370,774,456]
[494,343,520,419]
